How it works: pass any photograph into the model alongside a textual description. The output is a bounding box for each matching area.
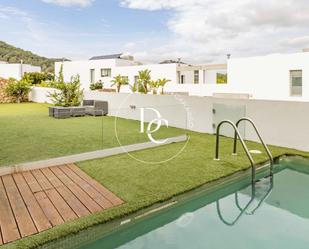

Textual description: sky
[0,0,309,64]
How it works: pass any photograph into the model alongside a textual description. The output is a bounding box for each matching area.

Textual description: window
[216,72,227,84]
[194,70,199,84]
[290,70,302,96]
[180,75,185,84]
[121,76,129,82]
[90,69,95,83]
[101,68,111,77]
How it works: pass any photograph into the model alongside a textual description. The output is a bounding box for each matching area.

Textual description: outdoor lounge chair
[83,100,108,116]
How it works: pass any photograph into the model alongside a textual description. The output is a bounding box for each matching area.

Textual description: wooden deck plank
[2,175,37,237]
[0,178,20,243]
[48,167,90,217]
[60,165,113,209]
[56,185,90,217]
[13,174,52,232]
[0,164,123,245]
[51,166,101,214]
[41,168,78,221]
[41,168,63,188]
[31,170,53,190]
[34,191,64,226]
[68,164,124,206]
[45,189,77,221]
[22,171,42,193]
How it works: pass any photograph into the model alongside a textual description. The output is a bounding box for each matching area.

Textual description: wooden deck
[0,164,123,245]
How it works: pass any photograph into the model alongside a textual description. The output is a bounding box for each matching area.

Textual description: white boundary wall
[30,87,309,152]
[29,86,59,104]
[0,64,41,80]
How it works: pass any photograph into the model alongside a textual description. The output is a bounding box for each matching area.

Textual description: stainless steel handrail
[235,176,273,215]
[217,176,273,226]
[215,120,256,184]
[216,184,256,226]
[233,117,274,176]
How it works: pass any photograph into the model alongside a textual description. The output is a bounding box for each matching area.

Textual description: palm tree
[157,78,171,95]
[111,74,129,93]
[148,80,160,94]
[129,82,138,93]
[137,69,151,93]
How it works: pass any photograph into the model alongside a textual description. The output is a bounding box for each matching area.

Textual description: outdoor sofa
[83,100,108,116]
[49,100,108,118]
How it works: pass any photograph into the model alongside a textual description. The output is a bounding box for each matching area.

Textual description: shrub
[37,80,61,89]
[37,64,64,89]
[48,75,83,107]
[22,72,54,85]
[90,81,103,90]
[5,78,31,103]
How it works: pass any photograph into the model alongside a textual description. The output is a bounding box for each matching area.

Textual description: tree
[157,78,171,94]
[111,75,129,92]
[5,78,31,103]
[148,80,160,94]
[58,64,64,84]
[137,69,151,93]
[0,41,68,73]
[129,82,138,93]
[48,75,83,106]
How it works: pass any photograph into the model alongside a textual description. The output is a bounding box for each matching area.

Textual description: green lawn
[0,103,184,166]
[1,103,308,249]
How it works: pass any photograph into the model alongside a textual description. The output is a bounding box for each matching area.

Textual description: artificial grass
[0,103,184,166]
[2,128,309,249]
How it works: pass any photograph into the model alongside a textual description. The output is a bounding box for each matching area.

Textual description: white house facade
[0,61,41,80]
[165,51,309,101]
[55,53,227,92]
[55,51,309,101]
[227,51,309,101]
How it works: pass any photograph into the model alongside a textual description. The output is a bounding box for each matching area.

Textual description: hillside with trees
[0,41,68,73]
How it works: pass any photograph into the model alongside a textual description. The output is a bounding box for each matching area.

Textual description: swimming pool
[73,156,309,249]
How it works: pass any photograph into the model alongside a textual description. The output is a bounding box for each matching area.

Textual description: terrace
[0,102,308,248]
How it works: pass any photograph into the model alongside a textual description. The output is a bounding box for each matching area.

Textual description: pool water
[78,157,309,249]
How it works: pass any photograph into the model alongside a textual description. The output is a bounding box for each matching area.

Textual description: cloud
[41,0,94,7]
[283,36,309,47]
[120,0,309,63]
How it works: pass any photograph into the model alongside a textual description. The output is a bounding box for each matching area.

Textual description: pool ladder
[214,117,274,184]
[216,176,273,226]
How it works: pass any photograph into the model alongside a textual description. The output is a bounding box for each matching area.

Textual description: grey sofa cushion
[83,100,94,106]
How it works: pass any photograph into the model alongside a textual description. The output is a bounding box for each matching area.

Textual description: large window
[90,69,95,83]
[194,70,199,84]
[290,70,302,96]
[180,75,185,84]
[101,68,111,77]
[216,72,227,84]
